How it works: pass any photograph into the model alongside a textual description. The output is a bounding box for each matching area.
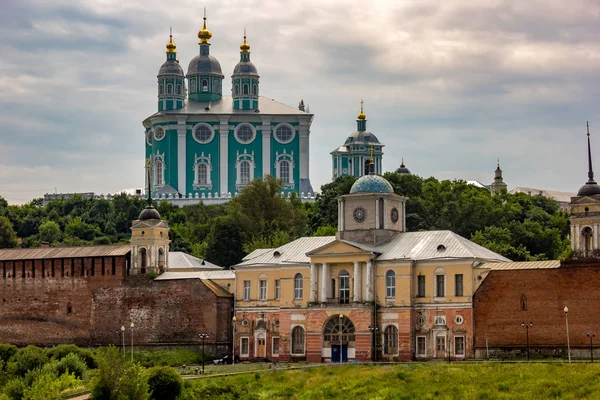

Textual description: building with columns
[143,16,314,202]
[232,172,507,362]
[331,102,384,180]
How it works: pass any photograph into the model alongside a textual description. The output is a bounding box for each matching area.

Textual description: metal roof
[168,252,222,270]
[155,270,234,280]
[477,260,560,270]
[235,236,336,267]
[509,187,576,203]
[242,248,273,261]
[0,245,131,261]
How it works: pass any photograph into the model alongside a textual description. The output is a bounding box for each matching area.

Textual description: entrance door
[331,344,348,362]
[257,337,266,358]
[436,335,446,359]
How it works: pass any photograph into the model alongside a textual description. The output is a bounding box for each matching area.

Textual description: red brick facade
[0,256,233,352]
[473,261,600,358]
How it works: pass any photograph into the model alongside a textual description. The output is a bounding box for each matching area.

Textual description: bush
[148,367,182,400]
[0,344,18,364]
[2,377,25,400]
[90,346,149,400]
[46,344,97,369]
[56,353,87,380]
[7,346,48,377]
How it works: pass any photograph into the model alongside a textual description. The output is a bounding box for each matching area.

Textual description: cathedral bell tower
[490,159,508,195]
[232,29,260,110]
[569,122,600,258]
[157,29,185,111]
[130,159,171,275]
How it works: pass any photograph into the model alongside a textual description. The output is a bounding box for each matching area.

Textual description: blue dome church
[143,14,314,202]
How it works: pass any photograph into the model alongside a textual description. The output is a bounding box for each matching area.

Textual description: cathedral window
[234,84,239,96]
[167,83,173,94]
[280,161,290,184]
[291,326,305,355]
[190,80,196,93]
[235,150,255,189]
[153,153,166,186]
[235,123,256,144]
[201,79,208,92]
[294,273,303,299]
[275,151,295,187]
[159,84,164,95]
[240,162,251,184]
[243,83,249,95]
[192,123,215,144]
[176,84,182,95]
[192,152,213,190]
[386,270,396,298]
[153,126,165,141]
[274,123,295,144]
[252,84,257,95]
[582,226,593,257]
[384,325,398,355]
[213,80,220,94]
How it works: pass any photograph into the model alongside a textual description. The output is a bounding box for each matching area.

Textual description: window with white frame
[294,273,303,300]
[243,83,249,95]
[416,336,426,356]
[259,279,267,300]
[153,154,165,186]
[153,126,165,141]
[176,84,182,95]
[434,316,446,326]
[274,124,295,144]
[235,150,255,189]
[240,161,250,184]
[454,336,465,357]
[272,337,280,356]
[235,123,256,144]
[159,84,164,95]
[234,84,239,95]
[252,83,257,95]
[274,279,280,300]
[192,124,214,144]
[192,153,212,190]
[384,325,398,355]
[338,270,350,304]
[167,83,173,94]
[434,268,446,298]
[386,270,396,298]
[275,151,295,187]
[241,337,249,357]
[243,280,250,300]
[201,79,208,92]
[291,326,305,355]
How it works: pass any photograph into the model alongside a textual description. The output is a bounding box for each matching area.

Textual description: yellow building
[233,171,508,362]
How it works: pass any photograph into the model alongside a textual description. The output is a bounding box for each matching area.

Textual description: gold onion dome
[357,100,366,120]
[166,32,176,53]
[198,16,212,44]
[240,35,250,53]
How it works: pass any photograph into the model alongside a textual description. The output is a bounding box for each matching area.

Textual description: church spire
[357,100,367,132]
[587,121,596,184]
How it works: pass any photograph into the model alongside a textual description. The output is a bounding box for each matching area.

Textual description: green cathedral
[143,16,314,200]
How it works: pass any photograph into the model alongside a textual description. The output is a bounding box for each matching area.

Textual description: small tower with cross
[130,158,171,275]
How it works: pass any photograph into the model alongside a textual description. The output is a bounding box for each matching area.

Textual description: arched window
[243,83,249,95]
[291,326,305,355]
[294,273,303,299]
[166,83,173,94]
[159,84,164,95]
[323,315,355,344]
[139,248,147,274]
[339,270,350,304]
[197,163,208,185]
[240,161,251,185]
[201,79,208,92]
[384,325,398,355]
[279,160,290,184]
[582,227,593,257]
[234,84,239,95]
[176,84,182,95]
[155,161,164,185]
[213,80,219,93]
[520,294,527,311]
[252,84,257,95]
[190,80,196,93]
[386,270,396,298]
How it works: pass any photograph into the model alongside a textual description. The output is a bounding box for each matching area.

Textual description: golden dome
[198,15,212,44]
[240,33,250,53]
[357,100,366,120]
[166,29,176,53]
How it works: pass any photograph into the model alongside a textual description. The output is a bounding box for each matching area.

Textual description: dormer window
[437,244,446,251]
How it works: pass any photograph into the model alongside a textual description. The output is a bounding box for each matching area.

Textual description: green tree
[309,176,356,233]
[312,225,337,237]
[204,216,245,267]
[90,346,149,400]
[7,346,48,377]
[147,366,182,400]
[64,217,101,241]
[38,221,61,244]
[0,217,18,249]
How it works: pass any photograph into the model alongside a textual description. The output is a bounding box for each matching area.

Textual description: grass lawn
[184,362,600,399]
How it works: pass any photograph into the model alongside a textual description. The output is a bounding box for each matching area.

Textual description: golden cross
[369,145,374,164]
[146,157,151,170]
[360,99,364,113]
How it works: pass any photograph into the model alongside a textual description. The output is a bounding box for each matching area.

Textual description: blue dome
[350,174,394,194]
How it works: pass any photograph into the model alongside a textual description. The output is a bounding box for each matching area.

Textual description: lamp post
[368,325,379,362]
[232,316,236,365]
[521,322,533,361]
[564,306,571,364]
[120,326,125,357]
[130,322,134,362]
[198,333,209,373]
[338,314,344,364]
[588,333,595,363]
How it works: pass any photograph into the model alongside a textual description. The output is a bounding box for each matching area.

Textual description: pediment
[131,220,169,229]
[572,196,600,205]
[307,240,369,257]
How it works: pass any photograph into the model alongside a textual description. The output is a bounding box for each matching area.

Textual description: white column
[375,197,380,229]
[177,121,187,195]
[310,263,317,303]
[353,261,361,303]
[383,199,388,229]
[366,261,374,301]
[595,224,599,250]
[299,119,310,181]
[320,262,329,302]
[218,118,229,195]
[570,225,575,250]
[574,225,580,251]
[261,123,271,177]
[339,199,345,232]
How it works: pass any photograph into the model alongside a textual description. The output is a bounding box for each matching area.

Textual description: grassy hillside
[184,363,600,400]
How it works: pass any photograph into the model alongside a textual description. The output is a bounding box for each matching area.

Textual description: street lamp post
[564,306,571,364]
[368,325,379,362]
[232,316,236,365]
[521,322,533,361]
[130,322,134,362]
[120,326,125,357]
[339,314,344,364]
[588,333,596,363]
[198,333,209,374]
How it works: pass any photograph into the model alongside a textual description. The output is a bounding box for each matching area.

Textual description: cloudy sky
[0,0,598,204]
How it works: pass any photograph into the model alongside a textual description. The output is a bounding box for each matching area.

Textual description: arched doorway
[139,248,147,274]
[582,226,593,257]
[323,315,355,362]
